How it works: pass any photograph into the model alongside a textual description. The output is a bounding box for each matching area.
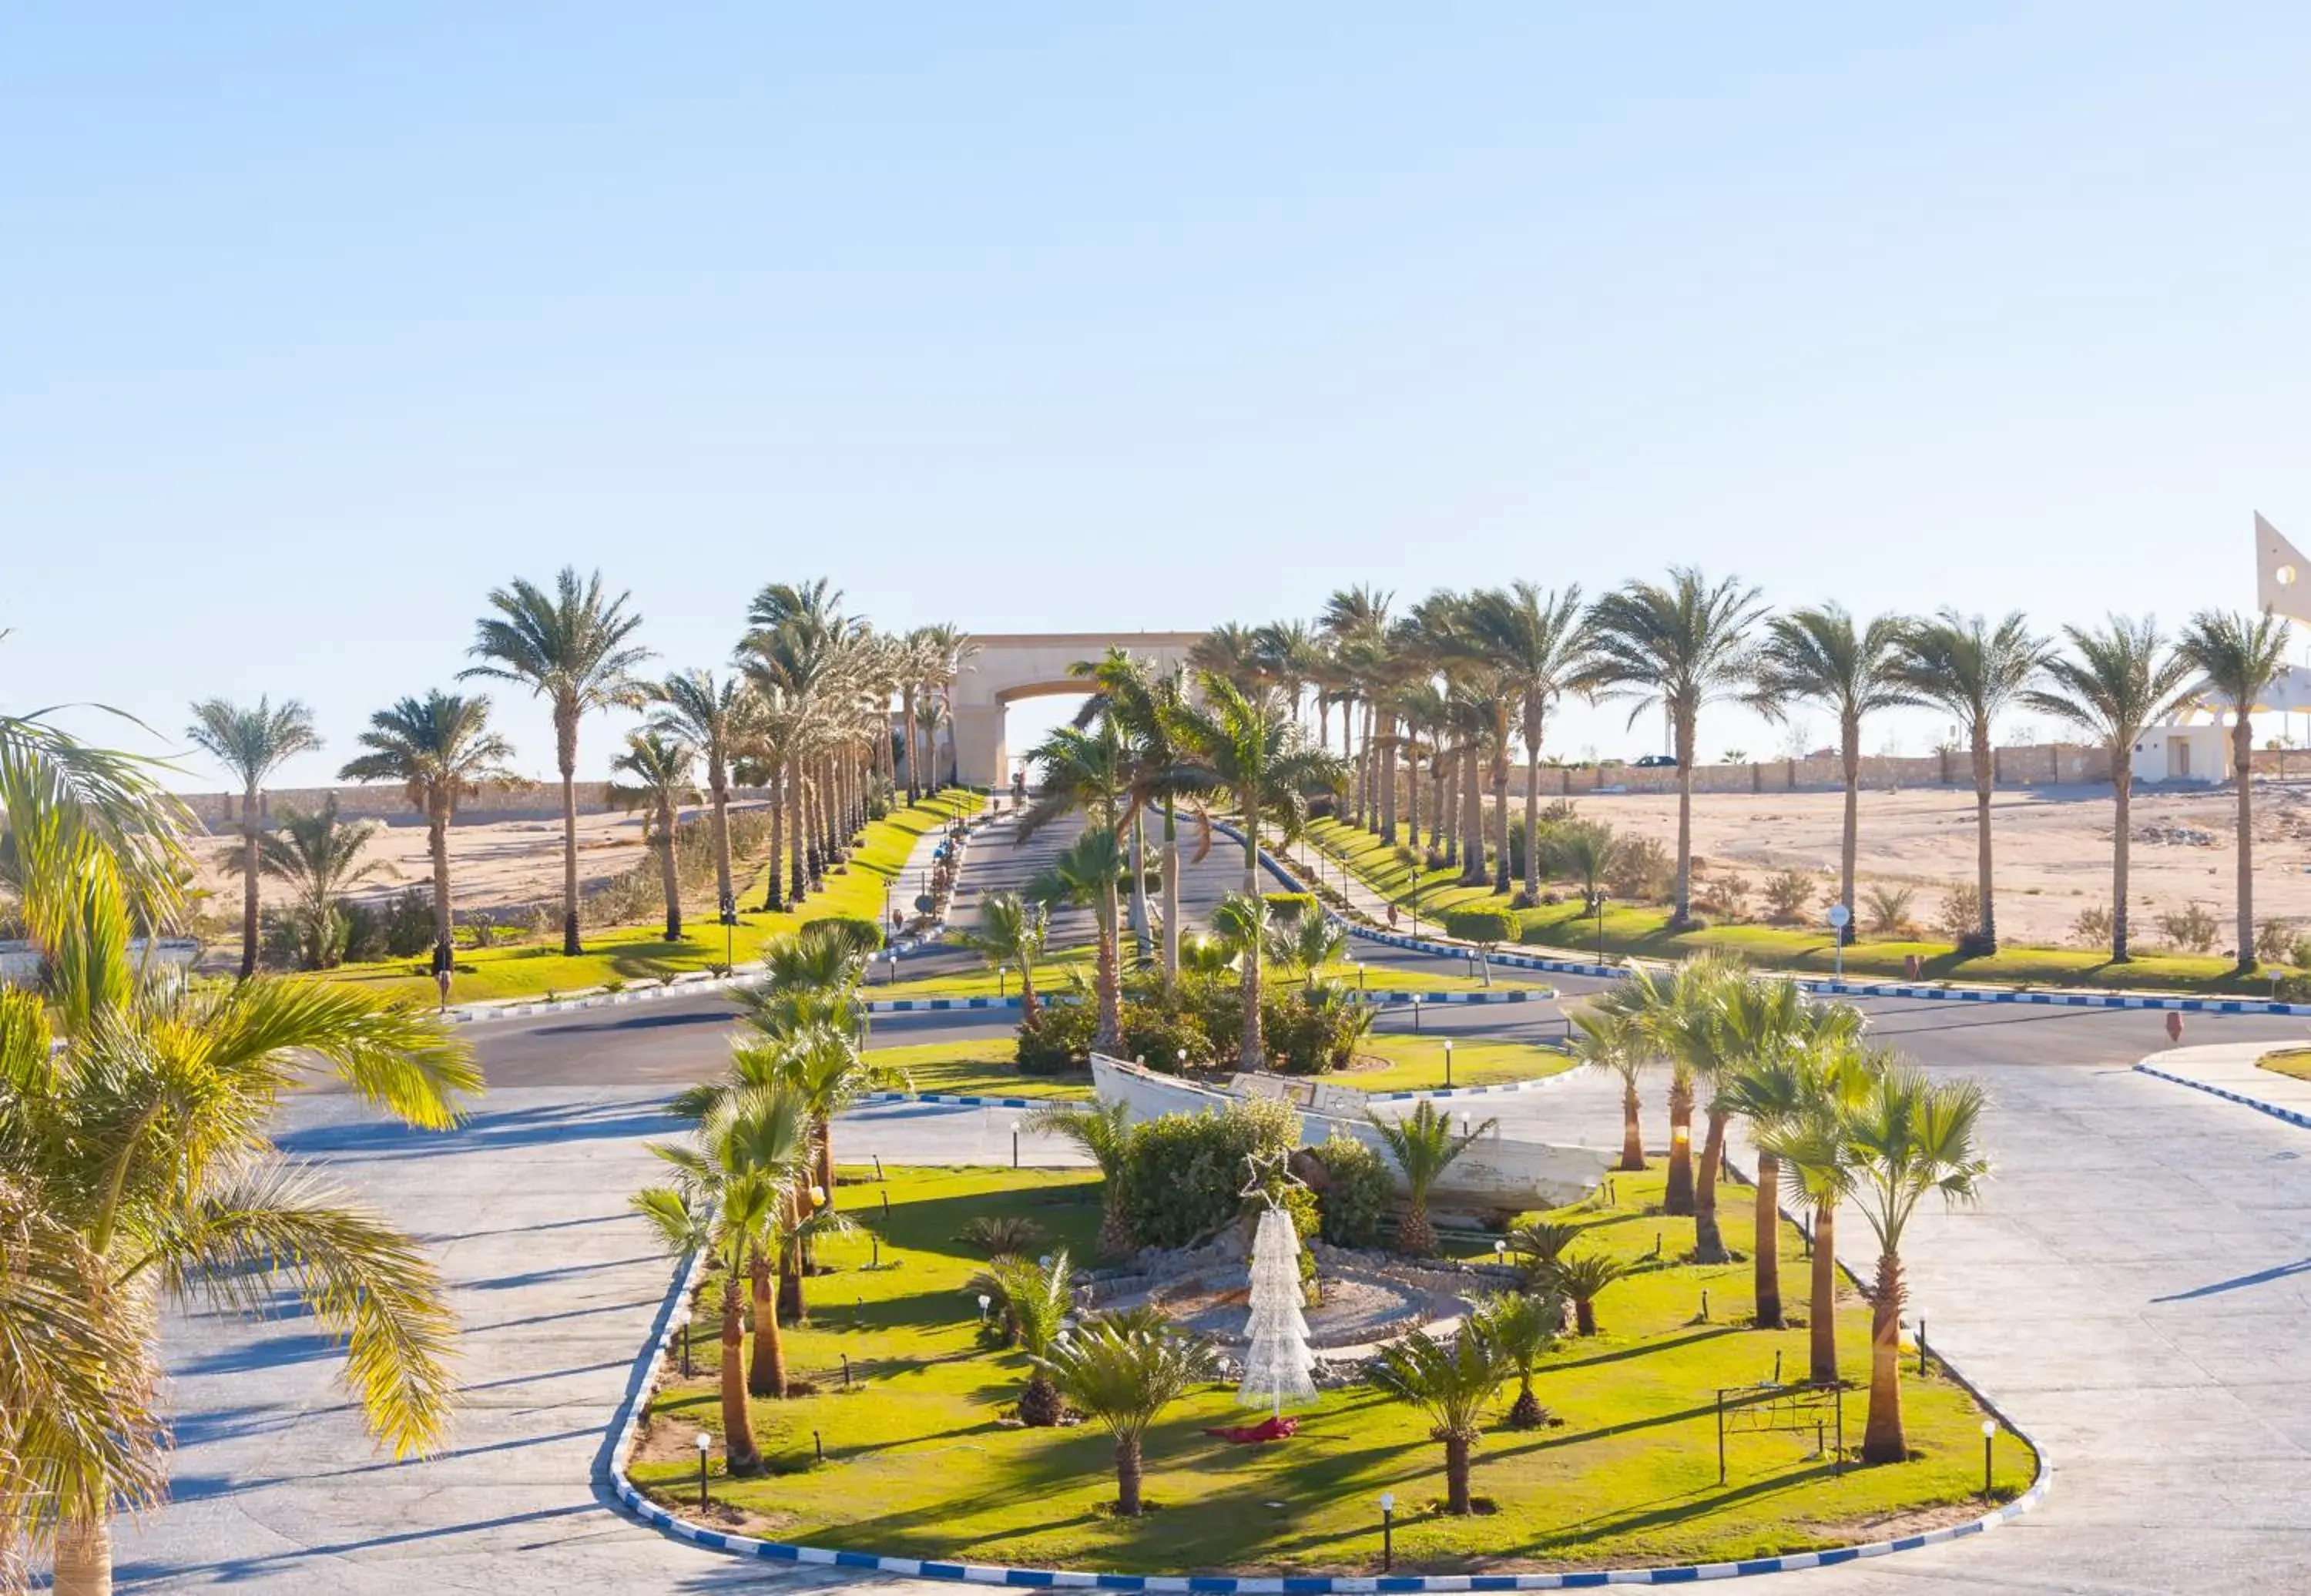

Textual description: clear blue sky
[8,3,2311,788]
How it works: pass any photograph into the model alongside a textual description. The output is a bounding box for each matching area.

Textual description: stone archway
[948,632,1203,786]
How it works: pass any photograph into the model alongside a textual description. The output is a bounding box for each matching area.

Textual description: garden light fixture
[694,1430,711,1508]
[1443,1038,1454,1087]
[1379,1491,1396,1571]
[1981,1419,1997,1500]
[1010,1121,1021,1168]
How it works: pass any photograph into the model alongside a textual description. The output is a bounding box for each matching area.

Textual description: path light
[1379,1491,1396,1571]
[1494,1239,1507,1268]
[977,1293,991,1323]
[694,1431,712,1510]
[1458,1113,1472,1138]
[1178,1048,1189,1072]
[1355,960,1365,991]
[1981,1419,1997,1500]
[998,962,1008,999]
[1010,1120,1021,1169]
[1918,1312,1929,1375]
[1412,993,1424,1033]
[1443,1038,1454,1088]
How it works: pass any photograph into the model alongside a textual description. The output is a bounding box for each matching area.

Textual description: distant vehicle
[1633,753,1679,768]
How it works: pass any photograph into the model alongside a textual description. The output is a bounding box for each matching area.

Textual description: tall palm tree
[1581,569,1769,926]
[1171,673,1345,1068]
[1469,583,1590,901]
[1031,828,1130,1053]
[1017,716,1131,1049]
[1,780,478,1594]
[1251,619,1323,733]
[1021,1098,1135,1257]
[1754,606,1911,925]
[185,696,323,978]
[2022,617,2197,962]
[461,566,652,955]
[1843,1066,1990,1463]
[1889,611,2047,954]
[632,1083,819,1440]
[918,622,979,786]
[650,669,757,917]
[1189,622,1263,691]
[954,890,1048,1020]
[609,729,699,940]
[1363,1099,1495,1255]
[1758,1034,1887,1385]
[2179,609,2293,968]
[337,692,522,970]
[1594,965,1698,1214]
[1572,1004,1650,1172]
[222,796,391,969]
[1320,587,1394,828]
[1035,1316,1217,1517]
[1368,1325,1508,1514]
[1069,650,1215,981]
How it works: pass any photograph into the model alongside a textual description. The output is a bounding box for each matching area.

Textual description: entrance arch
[950,632,1203,787]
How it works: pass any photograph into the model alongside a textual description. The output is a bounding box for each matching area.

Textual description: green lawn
[864,1038,1090,1101]
[1306,816,2299,998]
[1339,1035,1574,1095]
[631,1164,2032,1574]
[314,791,982,1006]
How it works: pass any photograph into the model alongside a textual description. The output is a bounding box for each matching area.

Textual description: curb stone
[2133,1060,2311,1129]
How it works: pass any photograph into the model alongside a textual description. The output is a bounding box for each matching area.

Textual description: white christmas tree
[1238,1154,1318,1418]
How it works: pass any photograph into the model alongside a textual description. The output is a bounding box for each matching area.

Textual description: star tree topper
[1239,1147,1307,1212]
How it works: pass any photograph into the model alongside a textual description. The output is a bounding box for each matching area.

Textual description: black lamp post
[1379,1491,1396,1571]
[694,1430,711,1510]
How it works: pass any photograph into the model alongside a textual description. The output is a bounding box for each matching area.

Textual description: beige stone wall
[181,783,775,833]
[1475,742,2114,801]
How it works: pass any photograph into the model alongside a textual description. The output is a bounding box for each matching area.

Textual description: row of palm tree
[189,572,978,979]
[1208,575,2294,967]
[1577,955,1987,1463]
[1,706,477,1594]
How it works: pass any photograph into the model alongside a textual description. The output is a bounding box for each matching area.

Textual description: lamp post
[1177,1048,1189,1074]
[1010,1120,1021,1169]
[694,1430,712,1510]
[977,1292,991,1324]
[1592,890,1608,961]
[998,962,1008,1000]
[1411,993,1424,1034]
[1981,1420,1996,1501]
[1443,1038,1454,1088]
[1354,960,1365,991]
[1493,1239,1507,1269]
[1917,1312,1929,1375]
[1379,1491,1396,1571]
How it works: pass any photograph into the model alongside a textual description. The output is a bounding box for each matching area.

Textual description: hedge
[1443,905,1521,946]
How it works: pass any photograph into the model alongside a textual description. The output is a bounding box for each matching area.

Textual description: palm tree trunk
[1753,1152,1783,1329]
[1405,743,1421,850]
[1809,1201,1839,1385]
[239,782,261,979]
[787,763,807,909]
[1574,1296,1598,1336]
[1692,1109,1728,1263]
[1665,1075,1695,1215]
[2234,716,2256,967]
[1618,1079,1645,1171]
[1128,810,1149,941]
[1240,831,1264,1068]
[1523,729,1542,903]
[765,759,787,911]
[1862,1250,1907,1464]
[746,1249,785,1396]
[1971,723,1996,953]
[657,800,683,940]
[1162,801,1181,985]
[902,687,920,802]
[1461,743,1488,887]
[709,759,733,913]
[2111,759,2132,961]
[1095,882,1122,1054]
[1839,714,1861,920]
[558,707,583,956]
[777,1183,810,1323]
[1114,1433,1145,1516]
[721,1272,763,1473]
[1443,1433,1474,1514]
[53,1513,112,1596]
[1491,724,1511,894]
[428,810,454,956]
[1380,715,1398,843]
[1019,958,1040,1021]
[1672,712,1696,927]
[1396,1200,1437,1256]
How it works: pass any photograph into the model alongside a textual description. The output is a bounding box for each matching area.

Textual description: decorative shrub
[1264,892,1316,923]
[2070,903,2112,949]
[1310,1132,1394,1249]
[1604,837,1673,901]
[803,914,884,952]
[1121,1001,1217,1072]
[2155,901,2219,954]
[1119,1098,1299,1249]
[1695,871,1750,920]
[1761,869,1816,924]
[1934,884,1981,943]
[1443,906,1519,947]
[1258,987,1370,1075]
[1862,884,1917,937]
[1015,1002,1095,1075]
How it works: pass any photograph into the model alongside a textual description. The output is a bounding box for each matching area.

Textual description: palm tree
[1549,1251,1628,1336]
[918,622,979,786]
[1320,587,1394,827]
[1468,583,1590,901]
[2179,609,2293,968]
[632,1083,819,1444]
[185,696,323,978]
[1,774,478,1593]
[461,566,652,955]
[651,669,757,917]
[1889,612,2047,954]
[1572,1004,1649,1172]
[1068,650,1215,983]
[222,796,391,968]
[1471,1290,1561,1429]
[1594,965,1696,1213]
[1189,622,1263,691]
[1022,1099,1135,1257]
[609,729,699,940]
[1363,1099,1495,1254]
[1843,1066,1990,1464]
[1264,910,1350,984]
[1754,606,1911,925]
[1758,1034,1886,1385]
[337,691,522,971]
[1367,1325,1508,1514]
[2022,617,2197,962]
[969,1252,1072,1425]
[955,890,1048,1019]
[1581,569,1769,926]
[1172,673,1346,1068]
[1035,1316,1217,1517]
[1031,827,1131,1053]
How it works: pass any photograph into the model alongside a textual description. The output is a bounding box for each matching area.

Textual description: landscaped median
[311,790,982,1008]
[615,1162,2039,1581]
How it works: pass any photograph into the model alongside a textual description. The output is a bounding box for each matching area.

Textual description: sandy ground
[1562,782,2311,946]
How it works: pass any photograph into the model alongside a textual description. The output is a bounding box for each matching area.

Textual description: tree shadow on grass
[1537,1324,1739,1374]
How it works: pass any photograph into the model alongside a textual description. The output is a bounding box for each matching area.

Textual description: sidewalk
[2135,1040,2311,1129]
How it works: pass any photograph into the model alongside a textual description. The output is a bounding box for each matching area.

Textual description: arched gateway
[949,631,1203,787]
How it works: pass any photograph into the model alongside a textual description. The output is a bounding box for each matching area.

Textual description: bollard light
[1981,1419,1997,1500]
[1443,1038,1454,1088]
[1010,1120,1022,1168]
[695,1430,712,1509]
[977,1292,992,1323]
[1379,1490,1397,1571]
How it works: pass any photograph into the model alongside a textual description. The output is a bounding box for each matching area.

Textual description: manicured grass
[2257,1047,2311,1081]
[877,957,1520,1003]
[1306,817,2298,998]
[864,1038,1091,1101]
[314,791,981,1005]
[1340,1035,1574,1095]
[632,1164,2032,1574]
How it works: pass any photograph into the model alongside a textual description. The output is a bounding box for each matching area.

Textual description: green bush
[1264,891,1316,923]
[803,914,885,952]
[1444,906,1520,947]
[1015,1002,1095,1075]
[1119,1098,1298,1249]
[1121,1000,1217,1072]
[1310,1132,1394,1249]
[1259,986,1371,1075]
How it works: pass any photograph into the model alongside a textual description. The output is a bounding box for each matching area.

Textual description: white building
[2131,723,2229,785]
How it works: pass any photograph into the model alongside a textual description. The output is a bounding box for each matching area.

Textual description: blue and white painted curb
[609,1226,2052,1588]
[2134,1059,2311,1129]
